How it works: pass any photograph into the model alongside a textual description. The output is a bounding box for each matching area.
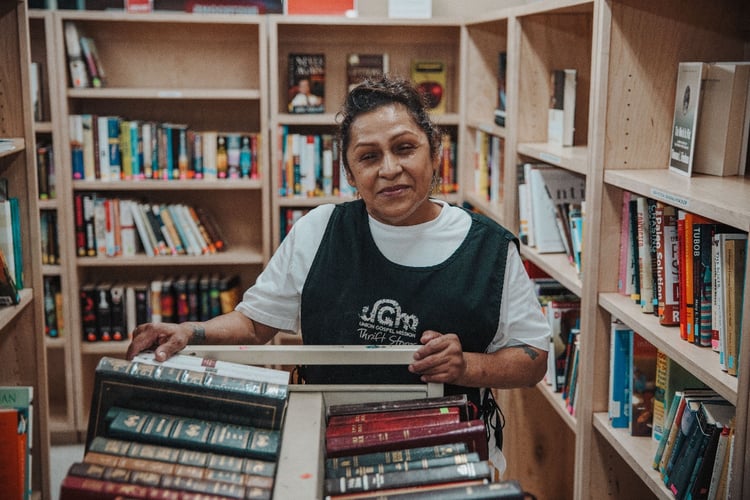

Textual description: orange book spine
[327,406,461,427]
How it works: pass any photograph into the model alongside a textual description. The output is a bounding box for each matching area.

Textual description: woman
[127,76,550,471]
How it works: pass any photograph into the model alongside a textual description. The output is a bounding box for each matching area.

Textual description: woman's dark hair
[337,76,443,172]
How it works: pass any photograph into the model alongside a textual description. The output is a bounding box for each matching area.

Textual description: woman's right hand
[125,322,193,361]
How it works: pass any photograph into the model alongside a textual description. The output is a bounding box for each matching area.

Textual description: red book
[326,411,461,438]
[325,419,488,461]
[327,406,462,427]
[327,394,473,422]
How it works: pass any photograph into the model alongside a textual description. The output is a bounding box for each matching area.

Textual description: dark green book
[86,355,288,451]
[326,442,469,476]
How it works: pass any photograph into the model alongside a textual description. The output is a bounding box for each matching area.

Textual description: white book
[527,164,565,253]
[201,131,218,180]
[132,351,290,388]
[548,68,577,146]
[93,195,107,257]
[119,200,137,257]
[129,201,155,257]
[63,21,89,88]
[96,116,111,181]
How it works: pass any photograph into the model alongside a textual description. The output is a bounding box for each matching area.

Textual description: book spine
[326,412,461,438]
[324,461,492,495]
[325,442,469,476]
[325,420,487,460]
[327,452,481,480]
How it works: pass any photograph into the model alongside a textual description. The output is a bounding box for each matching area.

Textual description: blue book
[609,320,631,428]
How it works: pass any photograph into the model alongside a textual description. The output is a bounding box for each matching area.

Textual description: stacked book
[59,353,290,499]
[322,394,525,499]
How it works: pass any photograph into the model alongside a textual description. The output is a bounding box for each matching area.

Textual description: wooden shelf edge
[76,248,265,267]
[72,179,264,191]
[536,381,577,432]
[520,245,583,296]
[0,289,34,331]
[592,413,674,500]
[599,292,738,404]
[517,142,589,175]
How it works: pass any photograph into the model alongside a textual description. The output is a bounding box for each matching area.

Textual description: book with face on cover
[669,62,707,176]
[288,53,325,113]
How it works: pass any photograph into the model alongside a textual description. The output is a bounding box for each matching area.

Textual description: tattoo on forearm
[191,325,206,345]
[521,346,538,360]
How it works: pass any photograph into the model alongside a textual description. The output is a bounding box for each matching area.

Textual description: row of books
[518,163,585,275]
[527,263,583,417]
[608,320,659,437]
[36,142,57,200]
[70,114,262,182]
[40,210,60,266]
[321,394,527,499]
[73,194,225,259]
[473,130,504,205]
[287,53,448,115]
[0,386,34,500]
[0,179,23,306]
[278,129,457,199]
[80,274,241,342]
[60,353,290,499]
[653,388,736,500]
[617,192,748,376]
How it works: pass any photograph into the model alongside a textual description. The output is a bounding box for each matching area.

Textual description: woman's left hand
[409,330,467,384]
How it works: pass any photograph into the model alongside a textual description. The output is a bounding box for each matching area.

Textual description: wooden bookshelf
[25,2,750,498]
[41,9,271,440]
[267,15,463,248]
[462,0,749,498]
[0,1,51,497]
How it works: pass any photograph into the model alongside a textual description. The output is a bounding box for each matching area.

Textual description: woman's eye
[397,143,415,153]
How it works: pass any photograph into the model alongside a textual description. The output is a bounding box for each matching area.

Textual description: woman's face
[345,103,440,226]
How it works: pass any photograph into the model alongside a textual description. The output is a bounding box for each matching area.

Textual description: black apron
[300,199,518,413]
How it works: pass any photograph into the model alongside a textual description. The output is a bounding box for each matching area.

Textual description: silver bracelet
[191,324,206,345]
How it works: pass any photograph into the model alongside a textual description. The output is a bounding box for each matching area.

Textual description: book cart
[181,345,444,500]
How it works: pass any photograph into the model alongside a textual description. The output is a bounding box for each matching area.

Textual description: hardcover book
[347,53,389,91]
[85,355,289,451]
[287,53,325,114]
[324,461,492,495]
[411,60,447,114]
[325,419,488,460]
[669,62,707,176]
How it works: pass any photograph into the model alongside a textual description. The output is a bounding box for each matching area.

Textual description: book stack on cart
[59,353,290,499]
[322,394,527,499]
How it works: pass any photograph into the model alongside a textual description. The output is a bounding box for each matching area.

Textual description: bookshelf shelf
[75,247,265,267]
[72,179,265,191]
[0,2,51,496]
[604,169,750,232]
[520,245,583,297]
[592,413,673,500]
[0,289,34,328]
[600,292,739,404]
[0,138,25,158]
[34,122,54,133]
[517,142,589,175]
[462,191,505,227]
[67,88,262,100]
[536,382,576,433]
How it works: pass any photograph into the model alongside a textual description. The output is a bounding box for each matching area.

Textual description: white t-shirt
[236,199,550,353]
